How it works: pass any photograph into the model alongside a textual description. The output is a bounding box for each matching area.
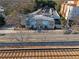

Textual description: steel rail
[0,48,79,59]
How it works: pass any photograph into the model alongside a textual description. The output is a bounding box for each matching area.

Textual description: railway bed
[0,48,79,59]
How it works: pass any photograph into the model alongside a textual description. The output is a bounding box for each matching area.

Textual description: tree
[35,0,57,9]
[0,14,5,27]
[53,0,61,12]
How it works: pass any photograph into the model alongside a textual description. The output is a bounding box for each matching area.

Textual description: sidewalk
[0,29,64,34]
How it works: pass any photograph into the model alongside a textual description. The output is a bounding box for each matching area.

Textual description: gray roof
[32,15,54,21]
[0,6,4,12]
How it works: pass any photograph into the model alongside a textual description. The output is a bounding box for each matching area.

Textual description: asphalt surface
[0,41,79,47]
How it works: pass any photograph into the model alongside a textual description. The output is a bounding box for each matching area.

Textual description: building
[60,0,79,20]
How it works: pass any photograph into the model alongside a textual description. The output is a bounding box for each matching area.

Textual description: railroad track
[0,48,79,59]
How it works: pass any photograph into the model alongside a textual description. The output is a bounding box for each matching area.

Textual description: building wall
[77,0,79,6]
[60,0,79,20]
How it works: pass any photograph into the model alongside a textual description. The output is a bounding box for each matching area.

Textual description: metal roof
[32,15,54,21]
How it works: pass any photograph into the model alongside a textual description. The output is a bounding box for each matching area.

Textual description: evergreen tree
[0,14,5,27]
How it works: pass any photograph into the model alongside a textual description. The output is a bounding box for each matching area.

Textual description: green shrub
[64,30,72,34]
[72,32,79,34]
[0,34,6,36]
[60,16,66,27]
